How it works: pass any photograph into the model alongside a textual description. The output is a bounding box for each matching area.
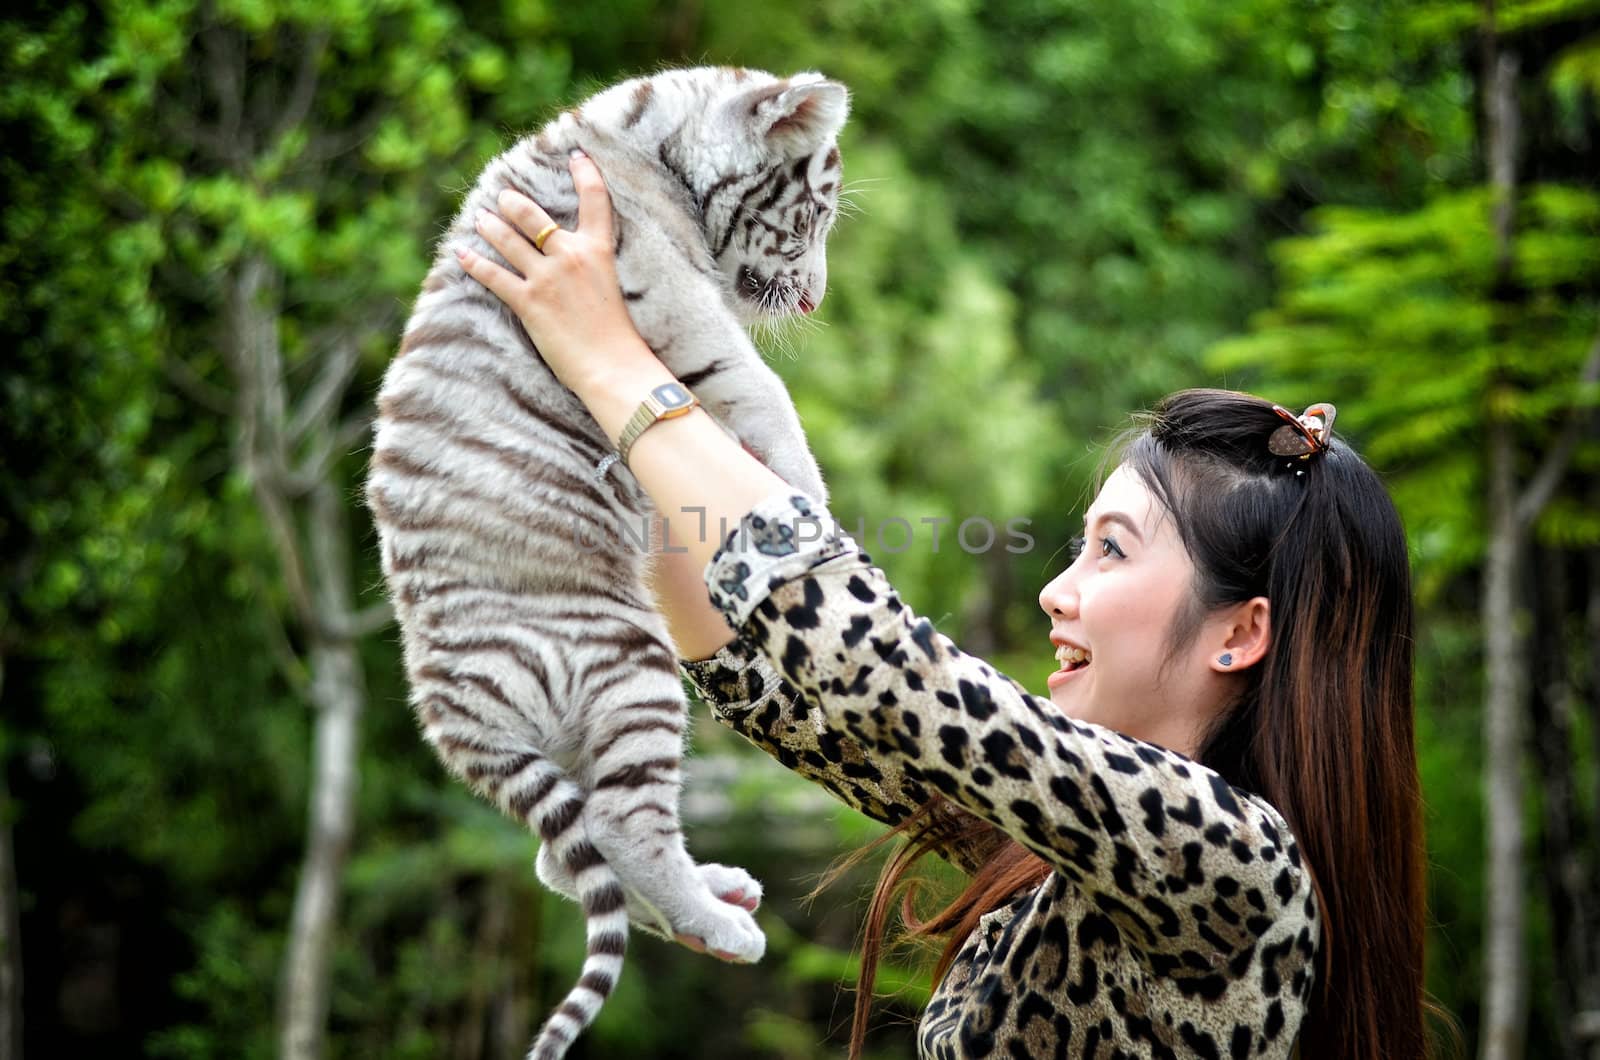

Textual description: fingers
[569,150,614,247]
[455,244,524,307]
[477,203,545,276]
[494,187,561,252]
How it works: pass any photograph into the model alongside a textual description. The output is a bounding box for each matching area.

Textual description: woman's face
[1036,464,1234,754]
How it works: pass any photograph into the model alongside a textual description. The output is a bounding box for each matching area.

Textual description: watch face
[651,382,692,409]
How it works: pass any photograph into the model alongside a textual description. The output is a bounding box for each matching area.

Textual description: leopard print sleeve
[681,638,1004,876]
[703,489,1320,963]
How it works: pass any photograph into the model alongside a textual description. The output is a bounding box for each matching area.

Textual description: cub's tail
[515,764,628,1060]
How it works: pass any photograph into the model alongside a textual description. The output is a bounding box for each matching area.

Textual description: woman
[456,152,1437,1058]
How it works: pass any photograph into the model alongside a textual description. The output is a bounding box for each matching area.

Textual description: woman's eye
[1065,536,1086,563]
[1099,536,1126,559]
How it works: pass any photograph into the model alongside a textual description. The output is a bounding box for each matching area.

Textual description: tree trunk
[1479,5,1528,1051]
[277,481,367,1060]
[0,659,21,1060]
[220,257,377,1060]
[1481,415,1528,1060]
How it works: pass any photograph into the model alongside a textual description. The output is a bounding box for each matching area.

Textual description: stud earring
[1218,653,1233,667]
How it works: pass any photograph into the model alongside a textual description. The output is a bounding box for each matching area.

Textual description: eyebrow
[1084,510,1145,544]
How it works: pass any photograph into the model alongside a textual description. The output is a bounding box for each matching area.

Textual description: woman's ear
[1211,596,1271,672]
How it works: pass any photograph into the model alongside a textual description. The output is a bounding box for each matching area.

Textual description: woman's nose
[1038,567,1078,619]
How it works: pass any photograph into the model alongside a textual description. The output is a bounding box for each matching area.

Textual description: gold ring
[532,222,560,252]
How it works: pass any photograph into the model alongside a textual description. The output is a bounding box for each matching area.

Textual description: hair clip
[1268,402,1336,460]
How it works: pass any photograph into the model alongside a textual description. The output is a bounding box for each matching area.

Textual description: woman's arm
[703,493,1320,968]
[645,528,737,662]
[458,160,793,581]
[680,639,1004,876]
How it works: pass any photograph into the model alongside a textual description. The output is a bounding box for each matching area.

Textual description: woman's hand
[458,150,654,396]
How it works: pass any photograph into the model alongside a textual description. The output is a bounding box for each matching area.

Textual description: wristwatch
[613,381,702,468]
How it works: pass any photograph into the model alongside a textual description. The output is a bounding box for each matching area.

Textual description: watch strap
[614,381,701,467]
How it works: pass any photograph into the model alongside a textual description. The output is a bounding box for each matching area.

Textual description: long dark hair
[833,389,1457,1059]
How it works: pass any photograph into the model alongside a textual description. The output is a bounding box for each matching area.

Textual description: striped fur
[366,67,848,1059]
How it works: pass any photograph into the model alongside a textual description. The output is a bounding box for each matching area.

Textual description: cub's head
[675,68,850,324]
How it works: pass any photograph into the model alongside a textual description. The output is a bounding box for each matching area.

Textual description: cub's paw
[697,862,763,913]
[674,900,766,964]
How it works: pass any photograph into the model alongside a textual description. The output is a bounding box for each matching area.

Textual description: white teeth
[1055,644,1091,667]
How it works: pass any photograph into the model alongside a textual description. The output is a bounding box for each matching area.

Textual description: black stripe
[508,786,539,820]
[698,165,759,215]
[715,169,781,256]
[565,840,605,873]
[526,770,559,807]
[657,131,694,194]
[585,883,626,917]
[370,448,442,479]
[431,725,497,753]
[423,633,553,696]
[592,718,683,760]
[581,664,679,703]
[385,543,436,572]
[590,931,627,957]
[676,359,725,390]
[594,757,679,790]
[569,624,660,656]
[377,400,453,430]
[755,171,790,213]
[542,797,583,836]
[487,376,610,463]
[508,769,560,821]
[466,750,540,781]
[376,493,530,539]
[622,80,655,127]
[452,434,613,514]
[461,671,517,711]
[399,318,481,357]
[577,969,616,997]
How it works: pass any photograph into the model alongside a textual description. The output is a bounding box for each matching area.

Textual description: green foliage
[5,0,1598,1056]
[1208,184,1600,592]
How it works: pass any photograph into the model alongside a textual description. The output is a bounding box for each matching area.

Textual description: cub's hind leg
[537,841,764,940]
[408,639,627,1057]
[576,631,767,962]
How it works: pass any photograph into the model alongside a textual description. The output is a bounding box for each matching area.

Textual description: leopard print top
[681,490,1319,1059]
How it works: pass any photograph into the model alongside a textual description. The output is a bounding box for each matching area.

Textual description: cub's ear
[737,76,850,158]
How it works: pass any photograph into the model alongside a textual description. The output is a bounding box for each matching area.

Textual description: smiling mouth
[1048,645,1091,691]
[1054,644,1091,672]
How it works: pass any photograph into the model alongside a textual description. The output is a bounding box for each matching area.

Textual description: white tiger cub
[366,67,847,1059]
